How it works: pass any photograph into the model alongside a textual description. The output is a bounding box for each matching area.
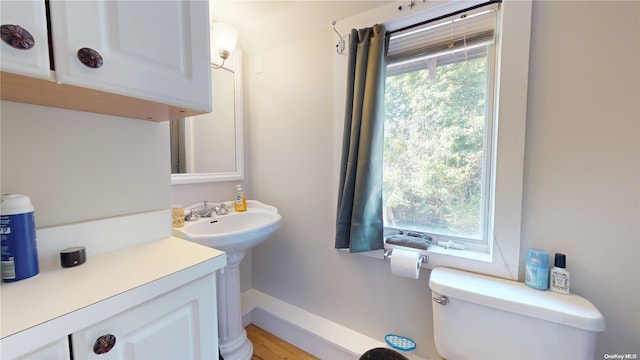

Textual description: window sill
[355,242,517,280]
[419,243,492,263]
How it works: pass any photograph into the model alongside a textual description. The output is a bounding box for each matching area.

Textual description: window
[383,5,498,251]
[335,0,531,278]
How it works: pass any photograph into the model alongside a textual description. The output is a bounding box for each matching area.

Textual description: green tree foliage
[384,54,489,239]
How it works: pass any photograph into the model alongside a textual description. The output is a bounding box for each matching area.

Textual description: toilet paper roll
[390,249,421,279]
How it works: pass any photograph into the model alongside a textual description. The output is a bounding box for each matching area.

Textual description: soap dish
[384,333,416,352]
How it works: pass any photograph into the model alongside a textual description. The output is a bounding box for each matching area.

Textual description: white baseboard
[241,289,426,360]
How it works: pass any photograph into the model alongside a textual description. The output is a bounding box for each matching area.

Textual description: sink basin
[173,200,282,253]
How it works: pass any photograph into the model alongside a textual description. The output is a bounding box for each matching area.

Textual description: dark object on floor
[359,347,409,360]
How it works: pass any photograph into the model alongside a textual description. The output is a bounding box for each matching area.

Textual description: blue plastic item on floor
[384,334,416,352]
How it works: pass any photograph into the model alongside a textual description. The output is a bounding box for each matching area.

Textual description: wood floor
[246,324,319,360]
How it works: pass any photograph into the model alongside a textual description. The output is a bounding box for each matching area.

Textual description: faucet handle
[203,201,209,209]
[185,208,199,221]
[218,203,228,215]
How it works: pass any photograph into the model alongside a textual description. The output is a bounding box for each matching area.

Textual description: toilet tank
[429,267,605,360]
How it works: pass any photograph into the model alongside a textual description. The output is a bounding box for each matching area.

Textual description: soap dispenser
[234,184,247,212]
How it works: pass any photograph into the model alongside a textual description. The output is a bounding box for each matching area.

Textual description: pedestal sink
[173,200,282,360]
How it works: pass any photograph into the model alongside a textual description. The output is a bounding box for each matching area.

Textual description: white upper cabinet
[48,0,212,113]
[0,0,212,121]
[0,1,52,80]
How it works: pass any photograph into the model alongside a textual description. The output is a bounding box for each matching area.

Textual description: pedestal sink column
[171,201,282,360]
[217,251,253,360]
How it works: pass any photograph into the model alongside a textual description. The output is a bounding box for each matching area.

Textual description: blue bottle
[1,194,39,282]
[525,249,549,290]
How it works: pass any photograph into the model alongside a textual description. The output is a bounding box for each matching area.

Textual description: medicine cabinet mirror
[170,51,243,184]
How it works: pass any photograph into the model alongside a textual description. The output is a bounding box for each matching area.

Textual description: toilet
[429,267,605,360]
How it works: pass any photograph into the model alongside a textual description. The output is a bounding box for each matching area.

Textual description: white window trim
[334,0,532,280]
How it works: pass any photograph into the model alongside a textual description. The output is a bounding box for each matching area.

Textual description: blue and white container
[1,194,39,282]
[525,248,549,290]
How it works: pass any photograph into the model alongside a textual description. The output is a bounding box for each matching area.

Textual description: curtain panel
[335,24,387,253]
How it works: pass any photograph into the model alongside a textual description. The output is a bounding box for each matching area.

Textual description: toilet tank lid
[429,267,605,332]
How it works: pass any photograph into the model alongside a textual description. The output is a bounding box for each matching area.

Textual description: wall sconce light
[212,22,238,69]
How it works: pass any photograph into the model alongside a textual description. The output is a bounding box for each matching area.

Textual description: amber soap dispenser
[234,184,247,212]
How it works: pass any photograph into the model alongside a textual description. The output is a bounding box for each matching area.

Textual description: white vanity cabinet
[1,238,226,360]
[72,274,216,359]
[13,338,70,359]
[0,0,212,121]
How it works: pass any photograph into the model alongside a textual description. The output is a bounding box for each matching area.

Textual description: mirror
[170,51,243,184]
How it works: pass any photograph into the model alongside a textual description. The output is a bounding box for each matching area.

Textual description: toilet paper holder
[384,249,428,266]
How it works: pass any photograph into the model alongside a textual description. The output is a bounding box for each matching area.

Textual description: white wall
[522,1,639,356]
[247,1,639,359]
[1,101,170,227]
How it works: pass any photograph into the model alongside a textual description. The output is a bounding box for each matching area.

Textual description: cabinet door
[2,337,70,360]
[0,0,53,80]
[71,274,217,360]
[48,0,212,113]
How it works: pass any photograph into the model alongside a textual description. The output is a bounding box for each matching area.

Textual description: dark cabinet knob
[93,333,116,354]
[1,24,35,50]
[77,47,103,69]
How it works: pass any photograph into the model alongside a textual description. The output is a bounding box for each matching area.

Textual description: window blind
[387,3,499,75]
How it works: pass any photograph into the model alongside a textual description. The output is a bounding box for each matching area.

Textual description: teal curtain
[335,24,387,253]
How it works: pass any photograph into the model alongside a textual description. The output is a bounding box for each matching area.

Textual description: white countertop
[1,237,226,339]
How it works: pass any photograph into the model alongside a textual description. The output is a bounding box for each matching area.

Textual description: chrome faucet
[215,203,228,215]
[200,201,215,217]
[185,208,199,221]
[200,201,228,217]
